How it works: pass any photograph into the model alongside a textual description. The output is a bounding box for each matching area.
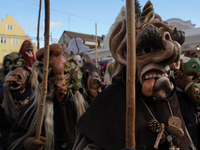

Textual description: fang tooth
[162,74,165,77]
[164,73,168,77]
[157,74,161,78]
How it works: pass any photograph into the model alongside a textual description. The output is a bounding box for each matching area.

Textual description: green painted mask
[186,82,200,106]
[184,58,200,72]
[3,52,26,79]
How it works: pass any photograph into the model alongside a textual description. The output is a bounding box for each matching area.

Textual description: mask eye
[17,61,22,66]
[5,61,10,66]
[140,46,154,55]
[17,74,23,80]
[194,87,200,95]
[192,63,198,69]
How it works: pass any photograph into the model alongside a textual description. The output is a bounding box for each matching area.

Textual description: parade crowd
[0,1,200,150]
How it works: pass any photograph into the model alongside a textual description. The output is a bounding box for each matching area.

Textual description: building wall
[58,32,72,50]
[0,14,37,64]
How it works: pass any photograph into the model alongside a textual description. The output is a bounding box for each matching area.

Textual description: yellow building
[0,14,37,64]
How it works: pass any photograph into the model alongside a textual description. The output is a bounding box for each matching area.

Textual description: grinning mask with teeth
[109,1,185,100]
[19,40,36,67]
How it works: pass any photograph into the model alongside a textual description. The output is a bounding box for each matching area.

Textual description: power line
[15,0,112,25]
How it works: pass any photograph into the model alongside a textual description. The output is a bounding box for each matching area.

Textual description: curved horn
[36,44,62,61]
[109,18,127,66]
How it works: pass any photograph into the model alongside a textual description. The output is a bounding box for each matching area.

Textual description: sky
[1,0,200,48]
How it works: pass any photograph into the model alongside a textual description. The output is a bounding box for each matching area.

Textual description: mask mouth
[9,81,21,90]
[25,49,33,57]
[141,69,170,85]
[140,63,172,98]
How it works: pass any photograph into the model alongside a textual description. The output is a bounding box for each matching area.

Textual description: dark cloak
[74,71,199,150]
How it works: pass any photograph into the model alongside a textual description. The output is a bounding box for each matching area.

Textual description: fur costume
[8,44,87,150]
[19,40,36,67]
[72,1,199,150]
[0,65,37,150]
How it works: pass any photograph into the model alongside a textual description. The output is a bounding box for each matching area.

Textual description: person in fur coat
[8,44,87,150]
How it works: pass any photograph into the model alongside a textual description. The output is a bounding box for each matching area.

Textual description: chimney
[102,35,105,41]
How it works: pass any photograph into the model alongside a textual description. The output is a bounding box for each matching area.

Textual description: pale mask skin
[109,1,184,100]
[136,32,181,100]
[23,41,34,57]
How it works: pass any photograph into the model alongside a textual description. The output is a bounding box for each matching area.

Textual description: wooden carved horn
[109,18,127,66]
[36,44,62,60]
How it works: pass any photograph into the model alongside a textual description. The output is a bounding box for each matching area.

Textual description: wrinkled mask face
[86,71,102,98]
[136,28,181,100]
[184,58,200,72]
[5,67,30,92]
[3,52,26,76]
[23,41,34,57]
[186,82,200,106]
[37,60,81,99]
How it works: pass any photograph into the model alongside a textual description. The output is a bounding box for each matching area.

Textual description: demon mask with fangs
[19,40,36,67]
[109,1,185,100]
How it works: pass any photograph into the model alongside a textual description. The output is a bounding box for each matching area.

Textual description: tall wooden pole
[95,23,98,67]
[37,0,42,49]
[35,0,50,139]
[126,0,136,148]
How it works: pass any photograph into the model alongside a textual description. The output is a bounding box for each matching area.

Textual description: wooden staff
[126,0,136,148]
[37,0,42,49]
[35,0,50,139]
[95,23,98,67]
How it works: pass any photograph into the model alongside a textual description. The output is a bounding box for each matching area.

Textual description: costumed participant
[0,78,3,104]
[1,52,26,80]
[19,40,36,67]
[80,61,103,105]
[8,44,87,150]
[174,55,200,125]
[0,65,37,150]
[72,1,199,150]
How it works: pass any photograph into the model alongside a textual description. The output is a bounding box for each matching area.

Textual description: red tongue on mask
[142,78,155,97]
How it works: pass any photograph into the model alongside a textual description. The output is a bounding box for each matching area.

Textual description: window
[12,38,19,45]
[0,37,7,44]
[7,24,13,31]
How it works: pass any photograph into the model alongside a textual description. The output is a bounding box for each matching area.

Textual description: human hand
[23,136,46,150]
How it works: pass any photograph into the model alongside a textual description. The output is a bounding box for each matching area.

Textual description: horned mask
[109,1,185,100]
